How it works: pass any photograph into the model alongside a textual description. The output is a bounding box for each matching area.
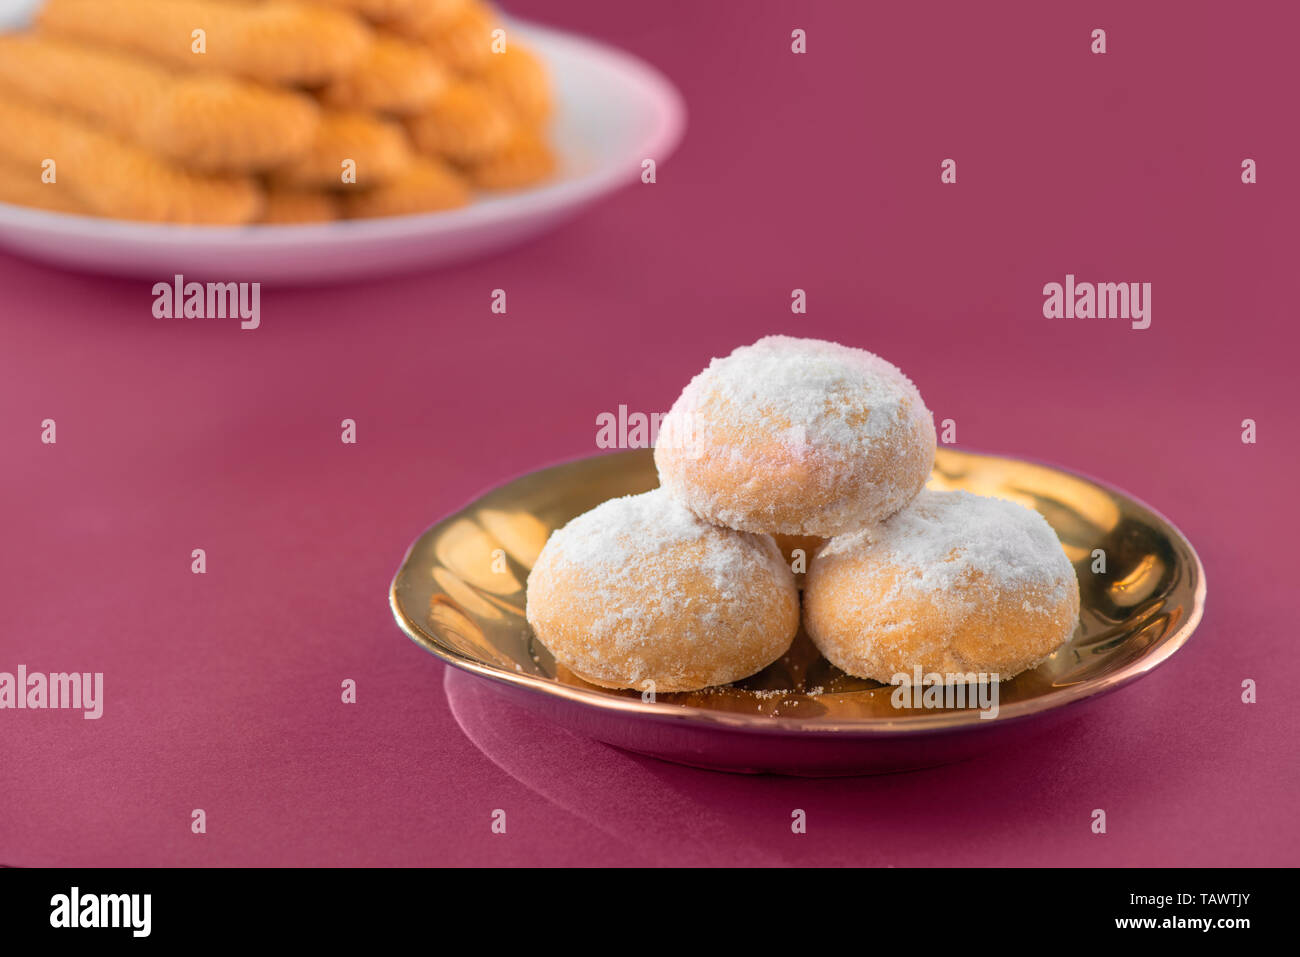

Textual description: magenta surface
[1,0,1296,866]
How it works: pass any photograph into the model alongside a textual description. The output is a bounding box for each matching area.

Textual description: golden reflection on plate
[391,449,1205,740]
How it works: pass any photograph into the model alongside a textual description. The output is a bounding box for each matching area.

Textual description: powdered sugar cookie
[654,336,936,537]
[804,489,1080,682]
[526,488,799,693]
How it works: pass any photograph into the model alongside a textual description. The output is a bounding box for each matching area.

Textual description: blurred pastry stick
[389,0,497,72]
[384,0,474,37]
[341,157,469,218]
[405,81,513,164]
[475,44,552,125]
[259,186,341,223]
[0,34,319,172]
[319,34,448,116]
[465,128,555,190]
[271,111,412,189]
[303,0,428,20]
[0,98,262,224]
[0,159,91,216]
[38,0,373,86]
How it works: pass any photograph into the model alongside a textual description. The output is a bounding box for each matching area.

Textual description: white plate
[0,14,685,283]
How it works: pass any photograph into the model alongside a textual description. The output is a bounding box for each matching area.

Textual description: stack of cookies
[526,336,1080,693]
[0,0,554,224]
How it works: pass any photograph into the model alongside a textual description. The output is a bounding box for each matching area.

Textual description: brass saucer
[391,449,1206,775]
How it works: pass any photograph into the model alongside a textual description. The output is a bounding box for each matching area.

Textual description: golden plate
[391,448,1206,775]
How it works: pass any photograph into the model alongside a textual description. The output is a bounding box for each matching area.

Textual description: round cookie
[654,336,936,537]
[526,488,799,692]
[804,489,1080,682]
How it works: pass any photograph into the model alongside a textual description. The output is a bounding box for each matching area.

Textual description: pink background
[1,0,1296,866]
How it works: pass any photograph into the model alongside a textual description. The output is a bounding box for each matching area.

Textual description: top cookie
[654,336,936,536]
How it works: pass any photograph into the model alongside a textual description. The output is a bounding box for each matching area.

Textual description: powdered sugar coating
[805,489,1080,681]
[821,490,1075,599]
[654,336,936,536]
[526,488,800,692]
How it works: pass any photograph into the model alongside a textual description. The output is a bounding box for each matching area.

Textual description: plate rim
[390,447,1207,737]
